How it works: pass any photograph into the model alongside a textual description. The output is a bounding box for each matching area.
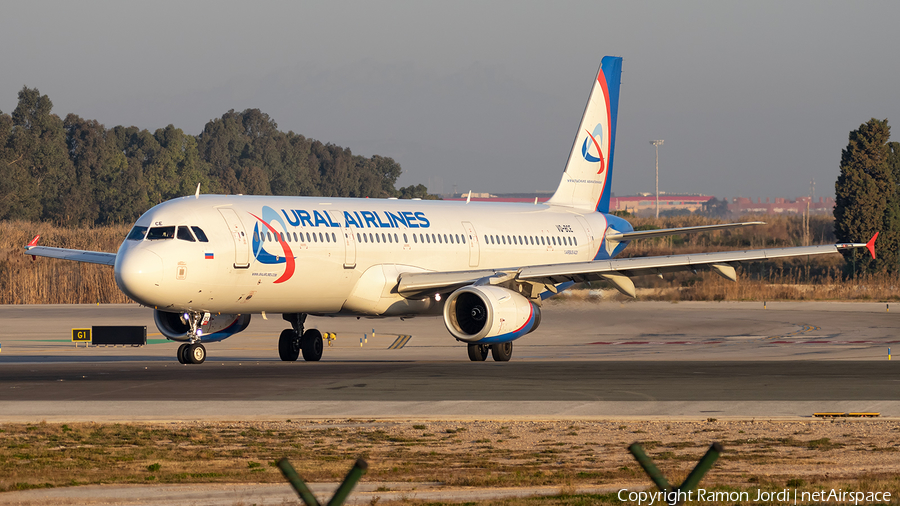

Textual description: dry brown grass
[2,420,900,505]
[0,221,130,304]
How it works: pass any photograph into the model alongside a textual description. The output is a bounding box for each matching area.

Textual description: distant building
[729,196,834,215]
[442,191,833,217]
[610,194,713,216]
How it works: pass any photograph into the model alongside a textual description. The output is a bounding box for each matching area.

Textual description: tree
[9,87,79,223]
[834,119,894,275]
[702,197,730,218]
[397,183,440,200]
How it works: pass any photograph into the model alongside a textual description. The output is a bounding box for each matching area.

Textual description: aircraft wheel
[490,342,513,362]
[467,343,489,361]
[188,343,206,364]
[177,343,189,364]
[278,329,300,362]
[301,329,323,362]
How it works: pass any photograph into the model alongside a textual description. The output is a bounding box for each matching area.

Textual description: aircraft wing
[398,235,877,299]
[24,236,117,266]
[605,221,765,241]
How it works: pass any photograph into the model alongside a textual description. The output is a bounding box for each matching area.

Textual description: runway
[1,300,899,420]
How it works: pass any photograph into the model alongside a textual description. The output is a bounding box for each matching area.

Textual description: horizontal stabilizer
[605,221,765,242]
[24,244,116,266]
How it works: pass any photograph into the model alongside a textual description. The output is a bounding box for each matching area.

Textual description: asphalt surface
[2,360,898,402]
[1,300,899,420]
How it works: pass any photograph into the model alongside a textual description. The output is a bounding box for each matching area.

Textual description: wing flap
[397,269,499,298]
[392,236,875,299]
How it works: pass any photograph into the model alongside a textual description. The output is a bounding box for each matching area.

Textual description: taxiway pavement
[1,300,898,420]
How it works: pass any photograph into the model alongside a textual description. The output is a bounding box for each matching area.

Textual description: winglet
[866,232,878,260]
[26,235,40,261]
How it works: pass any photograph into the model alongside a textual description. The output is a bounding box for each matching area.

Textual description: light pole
[650,140,664,218]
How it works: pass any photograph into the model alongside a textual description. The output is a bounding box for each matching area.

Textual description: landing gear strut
[176,311,207,364]
[281,313,324,362]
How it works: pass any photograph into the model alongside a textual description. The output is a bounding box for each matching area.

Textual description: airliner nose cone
[115,248,164,305]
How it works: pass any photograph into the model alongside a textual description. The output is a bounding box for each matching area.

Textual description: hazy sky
[2,1,898,200]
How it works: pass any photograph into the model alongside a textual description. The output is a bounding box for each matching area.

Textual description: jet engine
[443,285,541,343]
[154,310,251,343]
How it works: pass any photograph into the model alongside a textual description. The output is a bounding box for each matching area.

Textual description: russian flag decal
[205,252,214,260]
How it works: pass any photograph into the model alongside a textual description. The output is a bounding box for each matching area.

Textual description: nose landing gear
[280,313,324,362]
[176,312,208,364]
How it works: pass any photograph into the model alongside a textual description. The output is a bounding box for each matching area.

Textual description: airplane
[25,56,877,365]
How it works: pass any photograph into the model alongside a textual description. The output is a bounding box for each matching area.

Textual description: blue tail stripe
[596,56,622,213]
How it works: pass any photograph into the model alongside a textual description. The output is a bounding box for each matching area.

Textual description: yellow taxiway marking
[388,335,413,350]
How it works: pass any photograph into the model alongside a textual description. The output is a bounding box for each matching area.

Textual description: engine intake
[443,285,540,343]
[154,310,251,343]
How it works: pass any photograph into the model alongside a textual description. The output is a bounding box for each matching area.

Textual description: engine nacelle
[443,286,541,343]
[154,310,251,343]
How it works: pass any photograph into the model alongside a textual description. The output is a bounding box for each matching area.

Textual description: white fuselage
[114,195,610,316]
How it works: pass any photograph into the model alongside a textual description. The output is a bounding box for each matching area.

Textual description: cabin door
[217,207,251,268]
[462,221,480,267]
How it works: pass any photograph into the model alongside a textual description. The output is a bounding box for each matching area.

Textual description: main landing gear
[467,342,513,362]
[279,313,324,362]
[177,311,207,365]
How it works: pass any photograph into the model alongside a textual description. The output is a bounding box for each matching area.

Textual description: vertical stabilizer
[547,56,622,212]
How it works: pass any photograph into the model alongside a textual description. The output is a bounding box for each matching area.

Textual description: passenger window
[357,233,362,242]
[541,237,545,245]
[176,226,196,242]
[552,237,556,245]
[279,232,285,242]
[293,232,298,242]
[403,233,408,243]
[381,233,386,243]
[147,226,176,240]
[376,234,381,243]
[332,233,337,242]
[363,234,368,243]
[394,233,399,243]
[502,236,506,245]
[325,233,330,243]
[426,234,431,244]
[413,234,417,243]
[574,237,577,246]
[313,233,317,243]
[126,226,148,241]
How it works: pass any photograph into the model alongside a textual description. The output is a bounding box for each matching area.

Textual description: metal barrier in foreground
[628,441,723,506]
[277,457,368,506]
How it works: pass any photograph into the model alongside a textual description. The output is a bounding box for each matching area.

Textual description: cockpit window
[176,226,196,242]
[126,226,148,241]
[147,226,176,240]
[191,226,209,243]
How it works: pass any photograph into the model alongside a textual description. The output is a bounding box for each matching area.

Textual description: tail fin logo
[581,123,606,174]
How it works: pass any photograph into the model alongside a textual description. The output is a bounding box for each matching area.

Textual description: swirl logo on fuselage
[249,206,295,284]
[581,123,606,174]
